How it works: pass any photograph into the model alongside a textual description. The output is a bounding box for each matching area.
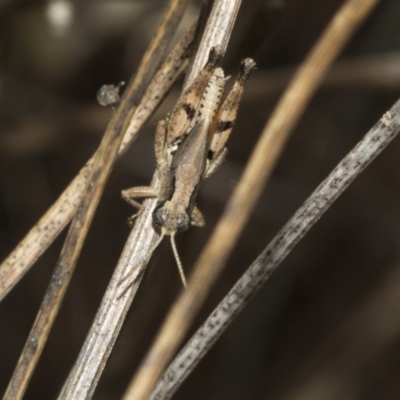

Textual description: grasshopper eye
[153,205,168,227]
[176,211,190,232]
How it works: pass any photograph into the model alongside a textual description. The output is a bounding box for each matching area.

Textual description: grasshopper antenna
[170,233,187,288]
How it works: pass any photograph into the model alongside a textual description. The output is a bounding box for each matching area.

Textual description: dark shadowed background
[1,0,400,399]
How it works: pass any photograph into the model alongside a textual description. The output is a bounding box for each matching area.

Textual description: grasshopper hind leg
[205,58,257,177]
[204,148,228,179]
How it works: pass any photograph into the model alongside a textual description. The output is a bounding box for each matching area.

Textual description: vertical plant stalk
[0,15,197,304]
[150,105,400,400]
[58,191,157,400]
[3,1,189,399]
[122,0,243,399]
[123,0,380,399]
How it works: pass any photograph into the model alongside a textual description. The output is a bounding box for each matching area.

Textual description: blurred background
[1,0,400,399]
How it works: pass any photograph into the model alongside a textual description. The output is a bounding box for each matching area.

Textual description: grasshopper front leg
[122,118,172,211]
[121,186,157,210]
[154,119,175,203]
[122,120,170,222]
[121,186,157,226]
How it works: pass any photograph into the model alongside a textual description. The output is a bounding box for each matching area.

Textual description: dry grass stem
[123,0,380,399]
[0,13,196,304]
[3,1,189,399]
[150,100,400,400]
[121,0,243,399]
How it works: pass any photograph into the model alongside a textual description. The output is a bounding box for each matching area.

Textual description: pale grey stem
[149,103,400,400]
[184,0,242,89]
[58,194,157,400]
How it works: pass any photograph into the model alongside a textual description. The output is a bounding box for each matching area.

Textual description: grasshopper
[122,47,256,287]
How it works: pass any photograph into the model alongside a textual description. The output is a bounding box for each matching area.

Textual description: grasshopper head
[153,201,191,235]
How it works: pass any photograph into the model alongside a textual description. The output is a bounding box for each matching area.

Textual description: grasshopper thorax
[153,201,191,234]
